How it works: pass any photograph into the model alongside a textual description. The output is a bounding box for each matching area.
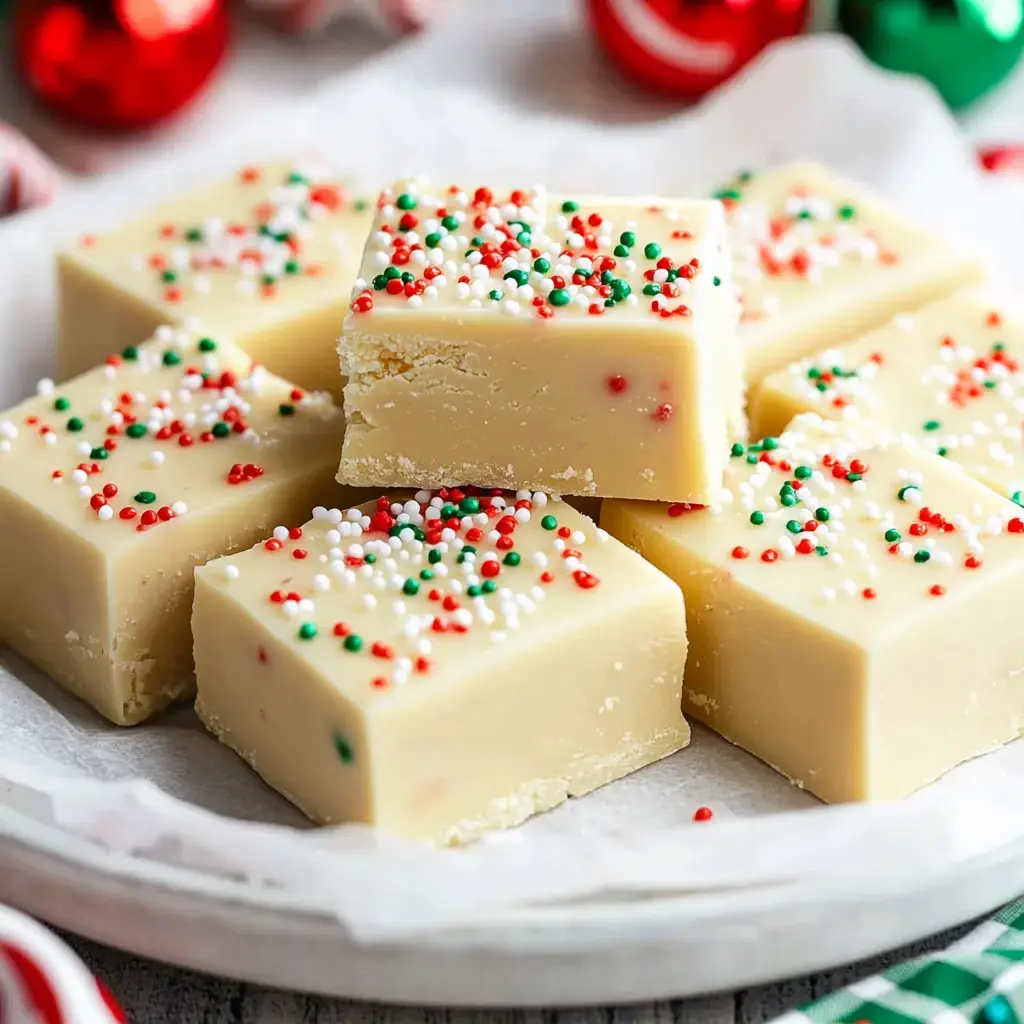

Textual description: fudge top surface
[344,178,732,336]
[196,491,682,708]
[61,160,375,333]
[603,414,1024,646]
[0,327,343,555]
[760,290,1024,501]
[717,162,983,341]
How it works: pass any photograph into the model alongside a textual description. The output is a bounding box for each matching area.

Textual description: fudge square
[719,162,987,385]
[337,179,742,504]
[193,492,690,843]
[752,291,1024,505]
[0,328,346,725]
[58,159,374,396]
[601,415,1024,803]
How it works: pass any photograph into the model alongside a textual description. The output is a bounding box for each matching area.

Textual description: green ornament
[838,0,1024,109]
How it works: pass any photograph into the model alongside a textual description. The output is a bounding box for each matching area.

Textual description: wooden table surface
[64,920,978,1023]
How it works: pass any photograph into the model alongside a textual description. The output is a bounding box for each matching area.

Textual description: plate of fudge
[1,35,1024,1006]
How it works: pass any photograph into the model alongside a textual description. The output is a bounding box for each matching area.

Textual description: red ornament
[13,0,231,131]
[585,0,810,99]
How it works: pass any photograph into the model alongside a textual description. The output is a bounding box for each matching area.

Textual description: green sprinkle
[549,288,570,307]
[749,511,765,526]
[364,553,377,564]
[762,436,779,451]
[731,443,746,457]
[126,423,147,439]
[1013,491,1024,507]
[333,733,354,764]
[211,422,230,438]
[737,171,753,183]
[287,171,307,184]
[611,279,631,302]
[467,585,483,598]
[994,342,1006,352]
[482,579,497,594]
[53,397,70,412]
[746,454,759,465]
[807,367,822,379]
[354,198,370,212]
[533,257,551,274]
[796,209,813,220]
[815,507,830,522]
[846,472,863,483]
[134,491,156,505]
[382,266,401,281]
[284,260,300,275]
[923,420,941,431]
[460,497,481,513]
[161,270,177,283]
[713,276,721,286]
[298,623,317,640]
[184,227,203,243]
[343,634,363,652]
[488,289,503,302]
[838,204,856,219]
[428,549,442,564]
[440,503,457,520]
[396,193,417,210]
[713,188,741,201]
[503,552,521,566]
[89,447,108,460]
[419,569,433,581]
[561,200,578,213]
[197,337,217,352]
[885,529,901,543]
[504,269,528,287]
[613,244,631,258]
[262,274,277,287]
[66,417,84,432]
[619,231,636,247]
[516,231,532,246]
[441,214,458,231]
[402,578,420,596]
[643,242,662,260]
[984,379,998,389]
[897,486,918,501]
[162,350,181,367]
[794,465,812,479]
[400,271,415,285]
[541,515,558,530]
[372,274,387,291]
[121,346,139,361]
[786,520,803,534]
[425,232,442,248]
[781,492,798,507]
[390,523,424,541]
[279,404,295,417]
[815,546,829,557]
[914,550,931,564]
[471,236,483,246]
[642,283,660,296]
[815,381,829,393]
[937,447,948,457]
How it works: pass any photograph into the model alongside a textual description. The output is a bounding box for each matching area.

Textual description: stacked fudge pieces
[3,161,1022,846]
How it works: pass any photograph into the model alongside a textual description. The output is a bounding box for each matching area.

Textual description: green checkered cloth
[775,900,1024,1024]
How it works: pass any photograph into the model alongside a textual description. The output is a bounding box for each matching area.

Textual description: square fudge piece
[602,415,1024,803]
[338,180,742,504]
[193,491,690,843]
[0,328,346,725]
[718,163,987,385]
[58,160,374,396]
[752,291,1024,505]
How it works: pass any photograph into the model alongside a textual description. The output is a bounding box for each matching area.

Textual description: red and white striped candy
[0,905,124,1023]
[0,126,59,218]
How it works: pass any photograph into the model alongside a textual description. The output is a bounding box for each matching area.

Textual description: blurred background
[0,0,1023,215]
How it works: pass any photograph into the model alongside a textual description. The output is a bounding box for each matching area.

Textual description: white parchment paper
[2,15,1024,942]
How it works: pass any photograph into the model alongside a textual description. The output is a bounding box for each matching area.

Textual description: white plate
[2,13,1024,1005]
[3,810,1024,1007]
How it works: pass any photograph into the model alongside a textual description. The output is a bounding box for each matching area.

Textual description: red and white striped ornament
[0,905,125,1023]
[0,126,59,217]
[586,0,811,99]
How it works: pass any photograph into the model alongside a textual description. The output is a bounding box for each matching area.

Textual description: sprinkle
[693,806,713,822]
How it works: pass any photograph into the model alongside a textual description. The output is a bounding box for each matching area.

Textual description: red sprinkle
[607,375,628,394]
[929,584,946,597]
[731,546,749,559]
[572,570,600,589]
[668,502,704,517]
[693,806,713,822]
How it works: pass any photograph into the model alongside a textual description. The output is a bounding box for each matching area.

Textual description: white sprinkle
[223,565,240,581]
